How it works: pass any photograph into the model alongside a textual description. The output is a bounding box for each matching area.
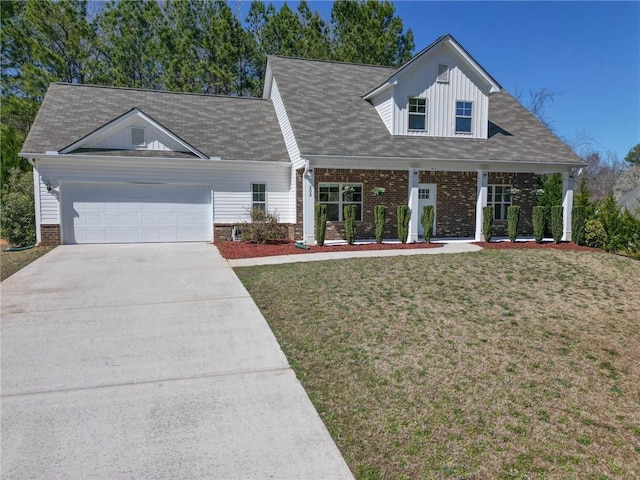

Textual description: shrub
[344,205,357,245]
[507,205,521,242]
[482,206,494,242]
[0,168,36,247]
[617,209,640,258]
[585,219,607,249]
[421,205,435,243]
[374,205,386,244]
[532,206,546,243]
[597,193,621,252]
[397,205,410,243]
[240,208,285,244]
[551,206,564,243]
[572,205,586,246]
[315,204,327,246]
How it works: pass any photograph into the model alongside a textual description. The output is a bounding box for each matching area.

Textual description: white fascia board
[447,41,501,93]
[263,62,273,99]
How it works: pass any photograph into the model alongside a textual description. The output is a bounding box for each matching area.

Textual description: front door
[417,183,437,237]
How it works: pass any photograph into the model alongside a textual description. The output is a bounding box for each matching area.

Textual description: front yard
[1,246,55,281]
[236,249,640,479]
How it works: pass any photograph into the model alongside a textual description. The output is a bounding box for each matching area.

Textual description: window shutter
[437,64,449,83]
[131,127,145,147]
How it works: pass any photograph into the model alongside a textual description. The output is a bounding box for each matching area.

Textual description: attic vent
[437,64,449,83]
[131,127,145,147]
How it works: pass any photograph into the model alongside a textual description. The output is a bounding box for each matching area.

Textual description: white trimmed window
[131,127,145,147]
[252,183,266,211]
[437,64,449,83]
[318,183,363,222]
[488,185,512,220]
[455,101,473,133]
[408,97,427,131]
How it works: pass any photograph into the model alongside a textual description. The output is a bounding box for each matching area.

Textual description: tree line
[1,0,415,178]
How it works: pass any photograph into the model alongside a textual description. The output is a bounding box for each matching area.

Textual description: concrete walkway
[228,241,482,267]
[1,244,353,479]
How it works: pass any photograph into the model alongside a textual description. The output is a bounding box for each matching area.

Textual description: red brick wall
[40,224,61,246]
[420,171,476,237]
[488,173,536,236]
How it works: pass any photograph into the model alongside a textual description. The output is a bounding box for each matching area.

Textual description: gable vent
[131,127,145,147]
[437,64,449,83]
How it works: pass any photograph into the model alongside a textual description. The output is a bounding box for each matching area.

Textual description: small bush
[572,205,586,246]
[532,206,546,243]
[421,205,435,243]
[240,208,285,244]
[585,219,607,249]
[344,205,357,245]
[0,168,36,247]
[617,209,640,258]
[482,206,494,242]
[550,205,564,244]
[507,205,521,242]
[397,205,410,243]
[374,205,386,244]
[315,204,327,246]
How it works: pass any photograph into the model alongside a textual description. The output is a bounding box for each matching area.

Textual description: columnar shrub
[482,206,494,242]
[0,168,36,247]
[532,206,546,243]
[315,204,327,246]
[397,205,410,243]
[374,205,386,244]
[507,205,521,242]
[421,205,435,243]
[344,205,357,245]
[551,205,564,243]
[585,219,607,248]
[240,208,285,244]
[572,205,586,246]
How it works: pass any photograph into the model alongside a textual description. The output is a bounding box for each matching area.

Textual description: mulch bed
[216,240,443,259]
[474,240,600,252]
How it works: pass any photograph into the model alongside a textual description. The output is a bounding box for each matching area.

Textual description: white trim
[475,170,488,241]
[251,182,267,211]
[32,166,42,244]
[407,97,427,132]
[317,182,364,222]
[455,100,473,134]
[562,172,575,241]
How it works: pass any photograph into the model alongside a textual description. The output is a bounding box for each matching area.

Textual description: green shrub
[421,205,435,243]
[507,205,521,242]
[482,206,494,242]
[597,193,622,252]
[618,209,640,258]
[240,207,285,244]
[0,168,36,247]
[397,205,410,243]
[550,205,564,243]
[374,205,386,244]
[344,205,357,245]
[572,205,586,246]
[585,219,607,249]
[532,206,546,243]
[315,204,327,246]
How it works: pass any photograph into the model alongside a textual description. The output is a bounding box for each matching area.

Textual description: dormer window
[408,97,427,131]
[131,127,145,147]
[437,64,449,83]
[455,101,473,133]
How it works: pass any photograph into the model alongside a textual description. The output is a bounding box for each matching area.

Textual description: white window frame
[488,185,512,220]
[455,101,473,134]
[131,127,145,147]
[437,64,449,83]
[318,183,363,222]
[408,97,427,131]
[251,183,266,211]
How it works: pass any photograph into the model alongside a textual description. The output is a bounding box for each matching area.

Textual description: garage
[61,182,212,244]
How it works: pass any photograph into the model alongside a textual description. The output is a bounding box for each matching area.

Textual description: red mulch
[474,241,600,252]
[216,240,443,259]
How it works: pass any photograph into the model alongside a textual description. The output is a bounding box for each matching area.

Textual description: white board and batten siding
[370,88,394,134]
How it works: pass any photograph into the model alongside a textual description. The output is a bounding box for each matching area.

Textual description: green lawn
[236,249,640,480]
[1,246,55,281]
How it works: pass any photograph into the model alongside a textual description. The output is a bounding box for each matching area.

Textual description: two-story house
[20,34,583,246]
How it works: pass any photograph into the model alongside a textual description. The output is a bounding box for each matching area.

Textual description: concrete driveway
[1,243,353,479]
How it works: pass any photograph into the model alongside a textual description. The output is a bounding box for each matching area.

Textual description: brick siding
[40,224,61,246]
[488,172,536,236]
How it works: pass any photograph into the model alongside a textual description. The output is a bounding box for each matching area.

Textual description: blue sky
[241,1,639,161]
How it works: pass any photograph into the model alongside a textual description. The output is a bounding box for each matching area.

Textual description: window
[318,183,363,222]
[252,183,266,211]
[437,64,449,83]
[488,185,512,220]
[455,101,473,133]
[131,127,145,147]
[419,188,430,199]
[408,97,427,131]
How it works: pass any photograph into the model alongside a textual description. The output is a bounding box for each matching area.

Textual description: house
[20,34,584,246]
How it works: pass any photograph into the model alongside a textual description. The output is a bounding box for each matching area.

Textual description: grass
[1,246,55,281]
[235,249,640,479]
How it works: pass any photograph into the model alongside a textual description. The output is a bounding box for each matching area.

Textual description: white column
[302,162,316,245]
[561,171,575,242]
[407,168,420,243]
[32,165,42,245]
[475,170,488,241]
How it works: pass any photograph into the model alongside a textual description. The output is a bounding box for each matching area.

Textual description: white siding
[391,46,489,139]
[36,158,292,226]
[90,124,187,152]
[370,88,393,133]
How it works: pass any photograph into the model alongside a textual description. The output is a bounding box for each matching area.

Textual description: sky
[239,1,640,162]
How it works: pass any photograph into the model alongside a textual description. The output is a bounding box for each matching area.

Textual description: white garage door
[62,183,212,244]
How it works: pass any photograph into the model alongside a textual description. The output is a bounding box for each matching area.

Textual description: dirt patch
[216,240,443,259]
[475,240,601,252]
[1,246,55,281]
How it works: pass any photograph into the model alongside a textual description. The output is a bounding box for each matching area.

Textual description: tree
[0,168,36,246]
[613,165,640,202]
[624,143,640,165]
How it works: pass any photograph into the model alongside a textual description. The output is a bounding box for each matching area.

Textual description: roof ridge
[267,55,397,70]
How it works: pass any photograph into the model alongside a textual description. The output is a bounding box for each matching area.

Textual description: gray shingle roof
[21,83,289,162]
[267,56,583,165]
